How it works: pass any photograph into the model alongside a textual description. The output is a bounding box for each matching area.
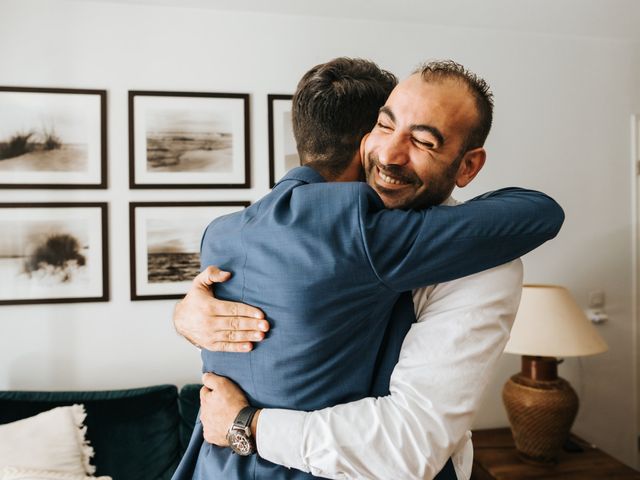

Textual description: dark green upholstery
[178,383,201,452]
[0,384,202,480]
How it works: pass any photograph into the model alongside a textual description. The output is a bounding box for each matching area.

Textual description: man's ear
[336,150,364,182]
[335,146,365,182]
[455,147,486,188]
[359,133,370,167]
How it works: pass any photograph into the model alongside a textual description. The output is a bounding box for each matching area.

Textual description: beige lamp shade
[504,285,608,357]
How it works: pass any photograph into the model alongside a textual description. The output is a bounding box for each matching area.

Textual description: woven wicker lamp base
[502,355,579,464]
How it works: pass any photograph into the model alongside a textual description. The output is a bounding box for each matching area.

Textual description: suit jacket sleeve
[359,186,563,292]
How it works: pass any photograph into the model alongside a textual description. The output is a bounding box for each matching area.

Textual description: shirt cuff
[256,408,308,472]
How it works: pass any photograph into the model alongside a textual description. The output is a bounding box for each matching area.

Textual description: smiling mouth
[377,167,411,186]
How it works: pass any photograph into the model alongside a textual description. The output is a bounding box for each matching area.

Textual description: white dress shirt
[256,255,523,480]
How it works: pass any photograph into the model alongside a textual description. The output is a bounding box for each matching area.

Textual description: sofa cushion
[0,405,95,475]
[0,385,180,480]
[0,467,111,480]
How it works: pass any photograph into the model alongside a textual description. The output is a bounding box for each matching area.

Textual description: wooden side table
[471,428,640,479]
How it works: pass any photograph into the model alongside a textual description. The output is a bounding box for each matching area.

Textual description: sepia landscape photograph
[280,110,299,172]
[130,202,249,300]
[0,204,107,304]
[130,92,250,188]
[145,216,202,284]
[145,108,233,173]
[268,95,300,187]
[0,88,105,188]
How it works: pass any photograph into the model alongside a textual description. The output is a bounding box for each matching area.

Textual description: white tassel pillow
[0,405,96,475]
[0,467,111,479]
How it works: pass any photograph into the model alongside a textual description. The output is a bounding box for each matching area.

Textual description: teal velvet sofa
[0,384,201,480]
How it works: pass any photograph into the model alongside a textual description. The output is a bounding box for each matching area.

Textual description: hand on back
[173,266,269,352]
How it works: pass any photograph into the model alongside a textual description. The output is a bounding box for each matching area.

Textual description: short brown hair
[292,57,397,179]
[413,60,494,149]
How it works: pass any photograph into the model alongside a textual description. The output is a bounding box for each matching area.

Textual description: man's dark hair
[292,57,397,180]
[413,60,494,150]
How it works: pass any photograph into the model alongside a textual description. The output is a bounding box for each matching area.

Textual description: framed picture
[129,91,250,189]
[0,203,109,305]
[268,94,299,187]
[129,201,249,300]
[0,87,107,189]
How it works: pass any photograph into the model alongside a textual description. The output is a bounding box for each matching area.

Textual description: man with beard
[173,58,564,480]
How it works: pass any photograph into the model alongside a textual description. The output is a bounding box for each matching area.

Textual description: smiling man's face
[363,73,480,209]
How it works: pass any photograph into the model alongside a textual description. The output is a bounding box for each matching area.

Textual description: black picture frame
[129,201,250,301]
[268,94,299,188]
[129,90,251,189]
[0,202,109,305]
[0,86,107,189]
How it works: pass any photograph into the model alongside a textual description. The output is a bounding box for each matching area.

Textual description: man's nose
[377,134,409,167]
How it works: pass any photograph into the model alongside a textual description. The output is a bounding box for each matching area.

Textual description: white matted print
[268,95,299,187]
[130,202,249,300]
[129,91,250,188]
[0,87,106,189]
[0,203,108,304]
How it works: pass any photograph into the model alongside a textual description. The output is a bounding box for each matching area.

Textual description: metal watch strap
[234,406,258,429]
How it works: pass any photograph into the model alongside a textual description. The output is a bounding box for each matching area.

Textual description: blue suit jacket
[174,166,564,480]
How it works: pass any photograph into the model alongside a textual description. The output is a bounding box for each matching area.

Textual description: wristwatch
[227,406,258,455]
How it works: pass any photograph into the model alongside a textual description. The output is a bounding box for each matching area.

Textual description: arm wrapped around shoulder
[468,187,564,239]
[362,186,565,292]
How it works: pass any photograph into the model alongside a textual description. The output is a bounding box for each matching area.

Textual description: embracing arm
[255,260,523,479]
[363,186,562,291]
[176,188,561,350]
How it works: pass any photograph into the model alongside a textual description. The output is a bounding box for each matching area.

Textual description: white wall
[1,0,638,467]
[633,38,640,458]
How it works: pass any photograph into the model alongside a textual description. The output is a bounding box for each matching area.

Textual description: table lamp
[502,284,608,464]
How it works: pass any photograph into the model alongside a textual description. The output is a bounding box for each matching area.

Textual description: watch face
[228,431,254,456]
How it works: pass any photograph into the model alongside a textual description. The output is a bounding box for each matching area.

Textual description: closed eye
[377,121,392,131]
[414,138,435,148]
